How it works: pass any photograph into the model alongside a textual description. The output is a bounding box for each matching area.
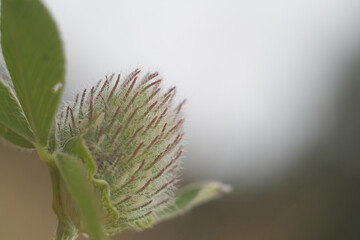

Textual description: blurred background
[2,0,360,239]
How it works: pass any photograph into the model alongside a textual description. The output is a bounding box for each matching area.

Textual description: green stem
[37,145,53,163]
[35,145,80,239]
[55,219,78,240]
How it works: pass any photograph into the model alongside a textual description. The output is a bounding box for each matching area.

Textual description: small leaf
[0,123,34,148]
[63,137,97,175]
[0,80,34,147]
[62,136,119,225]
[155,181,232,222]
[55,153,105,240]
[1,0,65,146]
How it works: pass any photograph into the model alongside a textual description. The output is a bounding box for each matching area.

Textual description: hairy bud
[55,70,185,234]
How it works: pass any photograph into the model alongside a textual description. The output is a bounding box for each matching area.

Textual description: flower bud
[56,70,185,235]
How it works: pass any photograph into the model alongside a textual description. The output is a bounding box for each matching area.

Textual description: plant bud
[55,70,185,235]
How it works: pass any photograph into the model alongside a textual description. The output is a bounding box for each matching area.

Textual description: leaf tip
[196,181,232,201]
[214,182,233,195]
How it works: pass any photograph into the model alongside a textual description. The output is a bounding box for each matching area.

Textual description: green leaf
[155,181,232,223]
[0,122,34,148]
[62,136,119,226]
[0,80,34,147]
[1,0,65,146]
[55,153,105,240]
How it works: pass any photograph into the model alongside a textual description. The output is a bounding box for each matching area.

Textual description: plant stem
[36,146,80,240]
[37,145,53,163]
[55,219,78,240]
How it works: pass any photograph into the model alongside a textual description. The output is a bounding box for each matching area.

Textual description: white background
[43,0,360,184]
